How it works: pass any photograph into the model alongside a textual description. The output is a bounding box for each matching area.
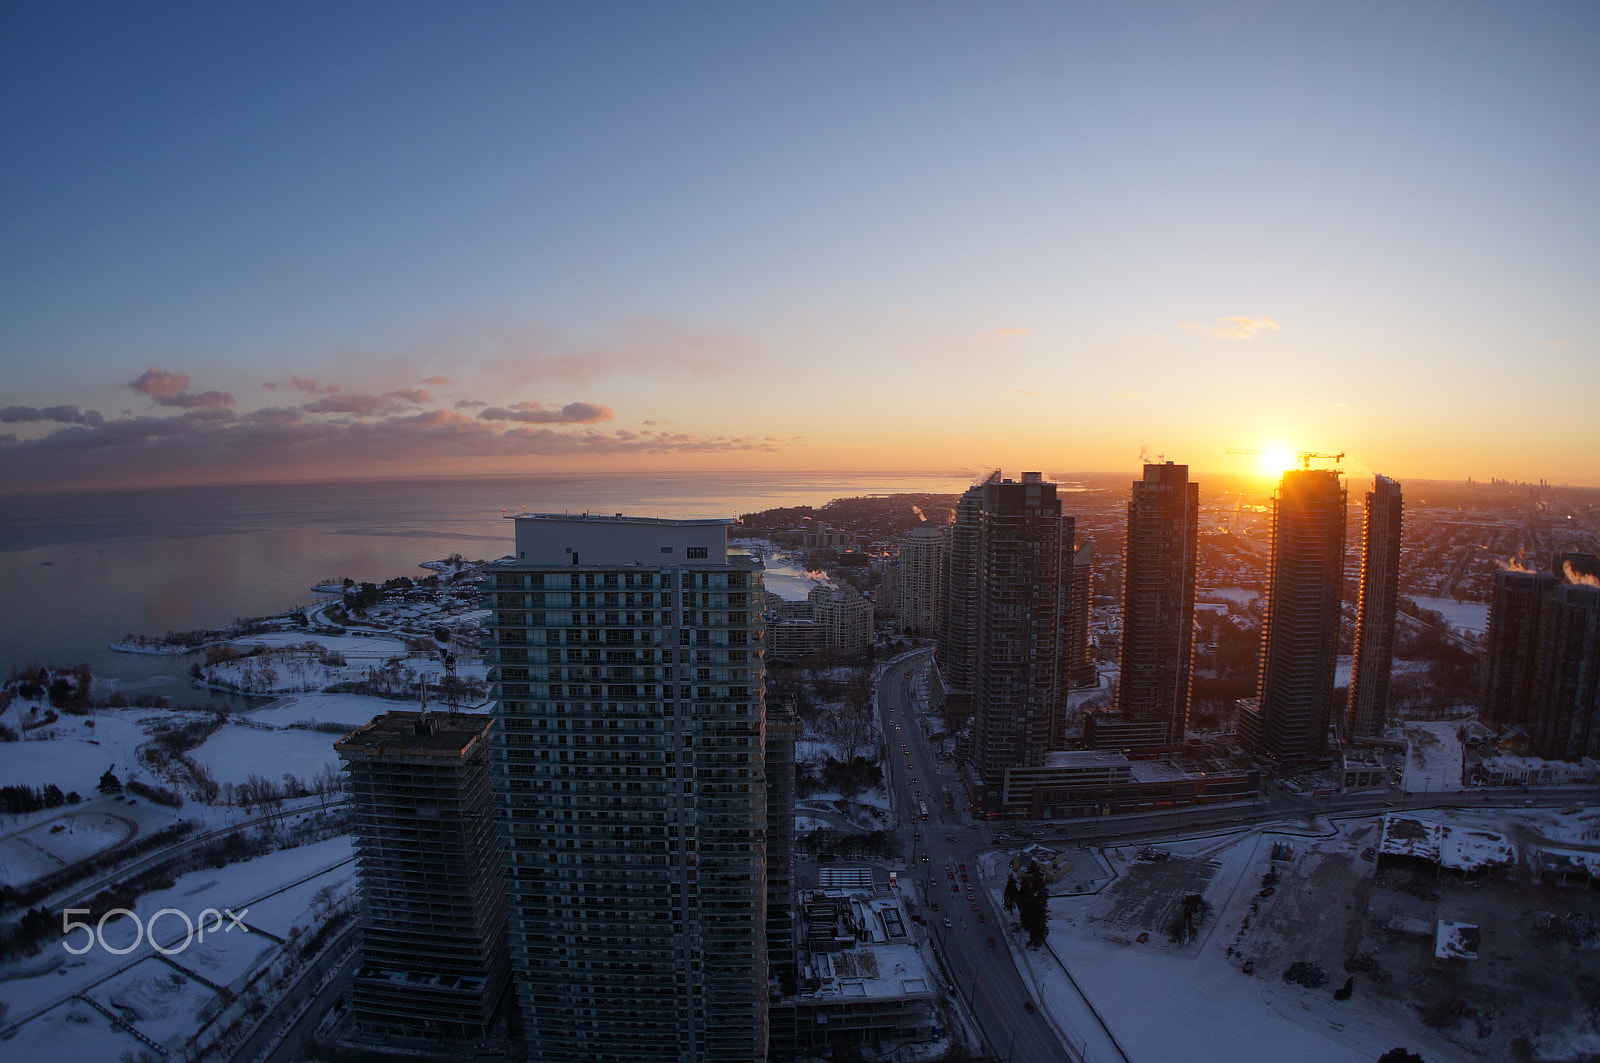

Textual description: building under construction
[335,710,511,1044]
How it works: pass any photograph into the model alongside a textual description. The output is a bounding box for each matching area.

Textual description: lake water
[0,471,966,690]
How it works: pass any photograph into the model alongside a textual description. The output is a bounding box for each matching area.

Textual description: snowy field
[1407,596,1491,635]
[0,832,356,1060]
[1015,804,1600,1063]
[241,850,356,938]
[0,997,150,1063]
[0,809,134,886]
[0,709,152,794]
[87,958,223,1049]
[240,691,400,730]
[190,722,344,786]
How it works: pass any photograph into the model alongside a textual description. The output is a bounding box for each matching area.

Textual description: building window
[686,547,708,559]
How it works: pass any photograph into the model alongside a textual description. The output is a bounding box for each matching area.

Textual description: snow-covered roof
[1379,813,1515,872]
[1536,847,1600,878]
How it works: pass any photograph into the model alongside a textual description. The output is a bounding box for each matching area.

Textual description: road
[877,650,1095,1063]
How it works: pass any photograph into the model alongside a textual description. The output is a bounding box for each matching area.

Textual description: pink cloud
[128,367,234,408]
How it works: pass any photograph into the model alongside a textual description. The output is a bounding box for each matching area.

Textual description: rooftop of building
[1378,812,1516,873]
[506,512,735,527]
[790,888,934,1004]
[1035,750,1203,783]
[335,711,493,758]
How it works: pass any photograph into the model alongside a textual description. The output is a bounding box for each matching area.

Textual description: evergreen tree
[97,769,122,795]
[1016,862,1050,949]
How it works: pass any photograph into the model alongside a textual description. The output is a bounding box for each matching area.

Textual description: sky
[2,1,1597,492]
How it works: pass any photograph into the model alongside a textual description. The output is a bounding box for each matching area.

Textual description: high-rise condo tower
[484,514,770,1062]
[1238,467,1346,761]
[1089,461,1198,752]
[1346,475,1403,738]
[938,472,1070,810]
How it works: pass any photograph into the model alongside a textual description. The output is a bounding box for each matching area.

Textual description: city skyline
[3,4,1598,491]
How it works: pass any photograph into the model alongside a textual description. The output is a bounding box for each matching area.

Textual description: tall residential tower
[938,472,1071,810]
[1346,475,1403,738]
[1089,461,1198,752]
[1238,467,1347,762]
[485,514,770,1063]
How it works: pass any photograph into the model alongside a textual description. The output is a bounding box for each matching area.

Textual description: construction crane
[1227,448,1345,470]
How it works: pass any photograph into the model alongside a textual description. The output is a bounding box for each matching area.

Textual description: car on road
[986,937,995,947]
[1024,1001,1036,1013]
[977,912,986,922]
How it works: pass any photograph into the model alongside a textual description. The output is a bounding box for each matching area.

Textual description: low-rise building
[1340,752,1391,791]
[971,749,1259,819]
[770,888,937,1058]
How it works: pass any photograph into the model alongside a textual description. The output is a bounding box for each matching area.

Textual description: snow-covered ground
[0,707,154,794]
[1197,587,1260,607]
[1400,718,1471,791]
[189,723,345,787]
[0,834,355,1060]
[1407,596,1491,635]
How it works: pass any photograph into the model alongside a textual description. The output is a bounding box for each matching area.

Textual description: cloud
[1115,390,1146,400]
[453,398,489,409]
[1013,388,1041,397]
[0,395,778,490]
[301,389,430,416]
[421,376,454,386]
[993,327,1029,336]
[478,402,614,425]
[263,376,340,394]
[128,367,235,408]
[0,404,104,426]
[1181,316,1283,340]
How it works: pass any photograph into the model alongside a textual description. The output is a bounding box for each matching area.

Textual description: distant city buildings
[1088,461,1198,753]
[1347,475,1403,738]
[484,514,772,1062]
[1238,467,1347,762]
[335,711,510,1044]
